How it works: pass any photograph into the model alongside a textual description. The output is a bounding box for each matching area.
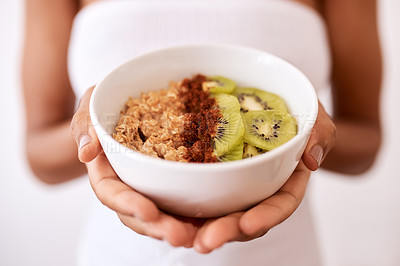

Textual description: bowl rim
[89,43,318,171]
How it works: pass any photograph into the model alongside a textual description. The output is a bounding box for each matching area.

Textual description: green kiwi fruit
[202,76,236,94]
[213,112,245,156]
[234,87,288,113]
[210,92,244,156]
[211,93,241,114]
[217,141,244,162]
[243,142,266,159]
[242,110,297,151]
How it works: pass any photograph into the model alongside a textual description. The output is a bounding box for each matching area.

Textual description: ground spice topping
[179,74,221,163]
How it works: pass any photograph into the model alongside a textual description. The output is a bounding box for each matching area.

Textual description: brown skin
[321,0,382,174]
[23,0,382,253]
[22,0,85,183]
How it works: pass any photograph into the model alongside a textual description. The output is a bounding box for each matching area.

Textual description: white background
[1,1,399,265]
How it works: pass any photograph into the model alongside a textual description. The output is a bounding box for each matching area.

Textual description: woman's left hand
[192,101,336,253]
[192,162,310,253]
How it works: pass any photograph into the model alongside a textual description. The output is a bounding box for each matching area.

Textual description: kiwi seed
[234,87,288,113]
[242,110,297,151]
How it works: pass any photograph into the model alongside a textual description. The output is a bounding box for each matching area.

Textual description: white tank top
[68,1,330,265]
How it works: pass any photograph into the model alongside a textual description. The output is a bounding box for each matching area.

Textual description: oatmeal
[113,75,221,162]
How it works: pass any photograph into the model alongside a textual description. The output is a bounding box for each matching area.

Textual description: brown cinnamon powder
[180,74,221,163]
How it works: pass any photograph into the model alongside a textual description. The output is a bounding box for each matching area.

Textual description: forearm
[319,0,382,175]
[23,0,82,183]
[26,119,87,184]
[321,119,381,175]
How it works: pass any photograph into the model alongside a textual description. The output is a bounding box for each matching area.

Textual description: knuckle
[70,113,90,139]
[91,178,109,206]
[113,190,132,206]
[117,214,130,228]
[70,114,79,134]
[320,120,337,150]
[329,122,337,144]
[71,109,83,128]
[117,214,148,237]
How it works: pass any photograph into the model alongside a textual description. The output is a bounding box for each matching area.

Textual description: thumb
[70,86,102,163]
[302,102,337,171]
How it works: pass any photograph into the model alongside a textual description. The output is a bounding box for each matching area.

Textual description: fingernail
[194,242,207,253]
[183,242,193,248]
[79,135,91,150]
[309,145,323,166]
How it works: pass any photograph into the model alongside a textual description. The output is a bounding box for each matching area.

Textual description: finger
[70,86,102,163]
[239,162,310,236]
[117,212,197,247]
[169,214,207,228]
[87,152,159,222]
[193,213,243,254]
[302,102,337,171]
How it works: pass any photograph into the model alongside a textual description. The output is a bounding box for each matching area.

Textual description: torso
[69,0,329,264]
[79,0,320,13]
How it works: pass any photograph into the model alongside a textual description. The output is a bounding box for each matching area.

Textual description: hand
[192,161,310,253]
[70,87,198,247]
[87,151,199,247]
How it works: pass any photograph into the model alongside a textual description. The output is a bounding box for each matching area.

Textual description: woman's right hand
[70,87,198,247]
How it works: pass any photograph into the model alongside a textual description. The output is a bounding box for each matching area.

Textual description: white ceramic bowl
[90,44,318,218]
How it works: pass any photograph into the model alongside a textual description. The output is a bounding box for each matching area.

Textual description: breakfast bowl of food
[89,44,318,218]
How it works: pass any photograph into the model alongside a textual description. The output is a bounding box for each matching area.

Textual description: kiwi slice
[211,93,241,114]
[234,87,288,113]
[243,142,266,159]
[202,76,236,94]
[217,141,244,162]
[213,112,245,156]
[242,110,297,151]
